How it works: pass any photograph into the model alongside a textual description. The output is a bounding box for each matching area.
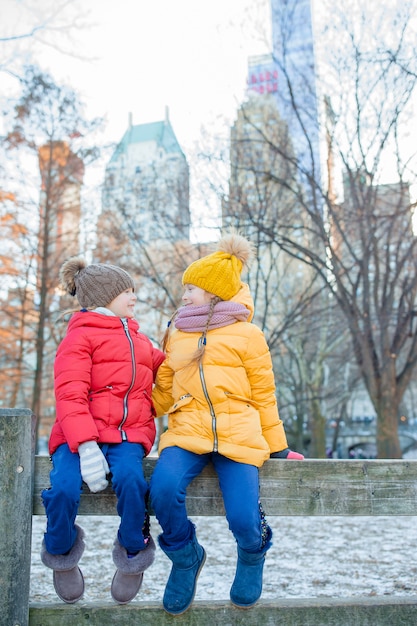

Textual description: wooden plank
[258,459,417,515]
[29,597,417,626]
[34,456,417,516]
[0,408,36,626]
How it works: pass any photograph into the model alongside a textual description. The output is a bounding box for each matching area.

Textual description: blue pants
[149,447,267,553]
[42,442,149,555]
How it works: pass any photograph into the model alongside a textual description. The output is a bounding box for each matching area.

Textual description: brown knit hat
[182,233,253,300]
[59,256,134,309]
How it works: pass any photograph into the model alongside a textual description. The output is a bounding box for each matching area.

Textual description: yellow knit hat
[182,233,253,300]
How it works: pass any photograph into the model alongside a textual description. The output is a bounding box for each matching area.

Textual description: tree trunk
[365,359,403,458]
[309,399,327,458]
[375,402,402,458]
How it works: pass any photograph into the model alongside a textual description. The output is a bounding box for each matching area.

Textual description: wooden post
[0,408,36,626]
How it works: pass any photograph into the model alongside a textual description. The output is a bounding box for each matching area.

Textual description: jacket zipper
[119,318,136,440]
[198,336,218,452]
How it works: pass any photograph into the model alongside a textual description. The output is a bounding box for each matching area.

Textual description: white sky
[0,0,271,152]
[0,0,272,236]
[1,1,416,223]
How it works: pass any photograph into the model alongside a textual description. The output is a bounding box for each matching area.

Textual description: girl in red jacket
[40,257,165,605]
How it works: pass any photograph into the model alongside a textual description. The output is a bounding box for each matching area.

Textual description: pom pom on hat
[182,233,253,300]
[60,256,135,309]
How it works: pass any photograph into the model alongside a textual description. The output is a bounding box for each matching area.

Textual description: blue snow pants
[41,442,148,555]
[149,446,268,553]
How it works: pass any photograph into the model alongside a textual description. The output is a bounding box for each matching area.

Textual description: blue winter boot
[230,531,272,609]
[159,528,206,615]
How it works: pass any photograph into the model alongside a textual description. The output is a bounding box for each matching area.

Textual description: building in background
[36,141,85,447]
[224,91,311,326]
[96,110,192,346]
[224,2,321,333]
[225,92,294,234]
[246,54,279,98]
[99,108,190,258]
[269,0,322,196]
[38,140,84,264]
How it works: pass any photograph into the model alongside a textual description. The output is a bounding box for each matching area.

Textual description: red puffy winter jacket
[50,310,165,455]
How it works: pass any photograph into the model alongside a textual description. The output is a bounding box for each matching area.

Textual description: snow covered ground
[31,514,417,604]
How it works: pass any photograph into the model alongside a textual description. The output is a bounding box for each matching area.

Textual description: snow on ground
[31,514,417,603]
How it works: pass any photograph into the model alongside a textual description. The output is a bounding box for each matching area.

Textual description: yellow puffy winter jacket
[152,284,288,467]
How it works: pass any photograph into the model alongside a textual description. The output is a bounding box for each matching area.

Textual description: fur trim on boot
[40,524,85,604]
[111,536,156,604]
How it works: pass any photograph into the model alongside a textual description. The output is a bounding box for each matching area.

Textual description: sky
[1,1,416,228]
[0,0,271,155]
[0,0,273,236]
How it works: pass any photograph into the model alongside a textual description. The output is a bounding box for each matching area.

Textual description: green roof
[110,120,184,163]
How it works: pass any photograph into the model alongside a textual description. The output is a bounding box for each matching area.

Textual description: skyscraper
[269,0,322,193]
[246,54,279,98]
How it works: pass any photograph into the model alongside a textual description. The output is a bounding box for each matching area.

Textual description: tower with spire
[101,108,190,246]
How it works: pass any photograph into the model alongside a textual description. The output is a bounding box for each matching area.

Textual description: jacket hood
[230,283,254,322]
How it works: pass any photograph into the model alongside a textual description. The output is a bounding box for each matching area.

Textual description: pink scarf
[175,301,250,332]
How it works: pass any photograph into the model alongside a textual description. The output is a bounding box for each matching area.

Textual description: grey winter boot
[159,527,206,615]
[111,536,156,604]
[41,524,85,604]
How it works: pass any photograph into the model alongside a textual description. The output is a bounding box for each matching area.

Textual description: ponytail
[189,297,221,366]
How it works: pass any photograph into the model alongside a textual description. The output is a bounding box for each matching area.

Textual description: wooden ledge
[34,456,417,516]
[29,596,417,625]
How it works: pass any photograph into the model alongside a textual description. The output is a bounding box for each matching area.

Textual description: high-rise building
[100,109,190,248]
[246,54,279,98]
[225,92,295,233]
[224,92,311,332]
[269,0,322,194]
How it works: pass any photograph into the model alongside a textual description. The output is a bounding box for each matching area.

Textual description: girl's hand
[78,441,110,491]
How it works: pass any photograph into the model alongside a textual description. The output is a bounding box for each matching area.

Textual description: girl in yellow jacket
[150,233,303,615]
